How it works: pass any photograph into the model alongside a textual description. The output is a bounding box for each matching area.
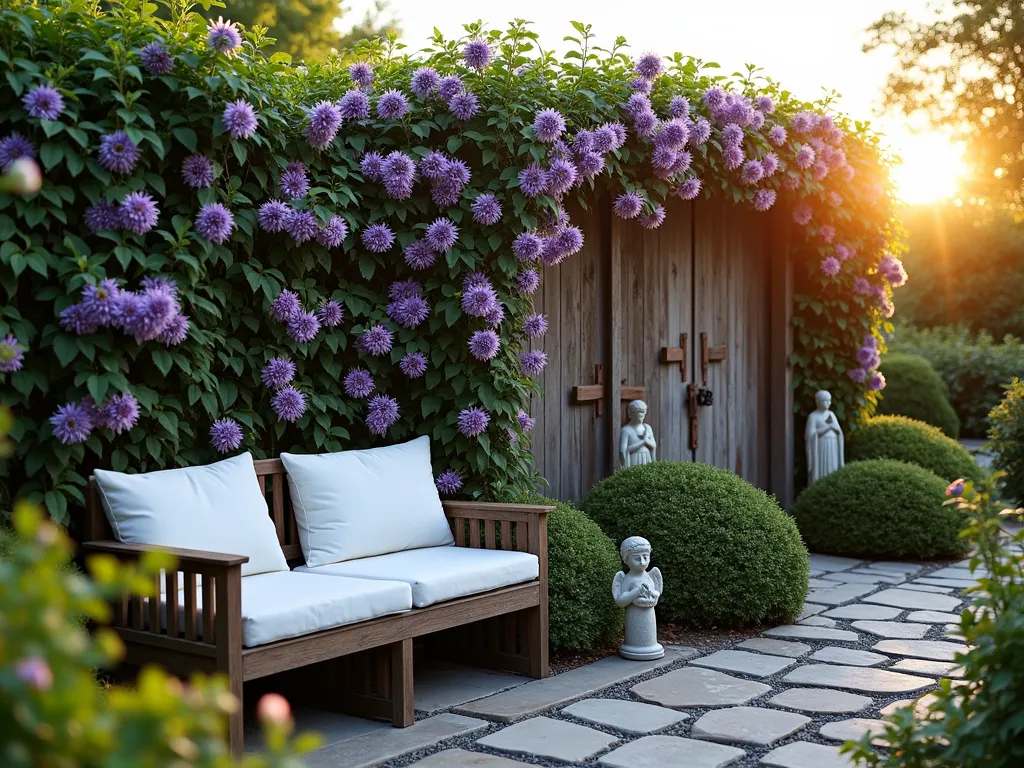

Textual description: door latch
[697,387,714,407]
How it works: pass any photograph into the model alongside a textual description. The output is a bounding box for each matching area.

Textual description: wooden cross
[573,365,647,417]
[700,332,728,385]
[660,333,688,381]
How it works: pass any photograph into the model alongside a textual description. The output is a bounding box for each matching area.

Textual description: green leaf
[39,142,63,170]
[53,334,79,366]
[87,374,109,403]
[219,380,238,408]
[151,348,173,376]
[172,127,198,152]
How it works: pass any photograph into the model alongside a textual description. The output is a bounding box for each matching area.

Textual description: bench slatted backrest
[83,458,302,562]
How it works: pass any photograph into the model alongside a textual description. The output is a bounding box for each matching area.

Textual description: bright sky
[340,0,965,204]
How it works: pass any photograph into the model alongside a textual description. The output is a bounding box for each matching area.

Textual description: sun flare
[890,132,966,205]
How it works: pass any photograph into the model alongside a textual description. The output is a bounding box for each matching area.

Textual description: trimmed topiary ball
[522,495,623,651]
[582,462,808,628]
[792,459,969,559]
[847,415,983,483]
[987,377,1024,503]
[878,352,961,438]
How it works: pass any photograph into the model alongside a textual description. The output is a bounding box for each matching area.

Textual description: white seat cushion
[161,571,413,647]
[281,436,454,567]
[94,453,288,578]
[297,546,539,608]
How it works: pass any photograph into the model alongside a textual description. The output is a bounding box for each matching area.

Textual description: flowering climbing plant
[0,0,899,522]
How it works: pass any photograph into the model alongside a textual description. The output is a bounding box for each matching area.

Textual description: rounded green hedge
[792,459,969,559]
[582,462,809,628]
[877,353,961,438]
[847,415,983,483]
[522,495,623,651]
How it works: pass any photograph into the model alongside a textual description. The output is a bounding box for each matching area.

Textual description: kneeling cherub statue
[612,536,665,660]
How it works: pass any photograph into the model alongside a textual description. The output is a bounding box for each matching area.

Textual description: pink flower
[257,693,292,725]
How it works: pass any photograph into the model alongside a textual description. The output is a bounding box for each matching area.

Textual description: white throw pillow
[281,435,454,567]
[94,453,288,577]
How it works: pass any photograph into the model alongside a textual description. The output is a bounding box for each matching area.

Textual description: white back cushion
[280,435,454,567]
[94,453,288,577]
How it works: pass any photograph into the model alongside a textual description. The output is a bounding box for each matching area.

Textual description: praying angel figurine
[612,536,665,660]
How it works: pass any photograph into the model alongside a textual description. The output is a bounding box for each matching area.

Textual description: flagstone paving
[809,647,887,666]
[690,707,810,746]
[561,699,689,735]
[863,588,962,612]
[689,650,797,677]
[850,620,931,639]
[818,718,888,746]
[871,639,969,661]
[760,741,855,767]
[782,664,935,693]
[762,625,859,642]
[767,688,873,714]
[736,639,812,657]
[821,604,901,620]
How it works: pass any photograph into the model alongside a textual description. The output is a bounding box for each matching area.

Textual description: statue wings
[650,567,663,595]
[612,570,625,598]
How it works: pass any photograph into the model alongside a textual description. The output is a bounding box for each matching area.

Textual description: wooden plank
[769,208,795,506]
[214,567,244,757]
[500,520,511,551]
[184,573,198,641]
[485,519,496,550]
[469,519,481,548]
[515,521,529,552]
[131,595,145,631]
[390,639,415,727]
[202,577,214,643]
[271,473,286,543]
[454,518,466,547]
[165,571,179,638]
[525,513,549,678]
[607,201,624,472]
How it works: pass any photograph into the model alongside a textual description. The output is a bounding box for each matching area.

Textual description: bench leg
[390,638,414,727]
[524,605,549,679]
[214,569,245,757]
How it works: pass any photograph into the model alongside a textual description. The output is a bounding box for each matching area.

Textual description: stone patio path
[297,555,982,767]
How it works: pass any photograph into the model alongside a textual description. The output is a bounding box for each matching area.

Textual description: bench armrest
[442,501,552,560]
[442,501,554,521]
[81,540,249,571]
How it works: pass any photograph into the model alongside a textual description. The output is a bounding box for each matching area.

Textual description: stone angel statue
[619,400,657,469]
[805,389,844,484]
[612,536,665,660]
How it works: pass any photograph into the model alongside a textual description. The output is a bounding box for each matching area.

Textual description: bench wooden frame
[80,458,551,756]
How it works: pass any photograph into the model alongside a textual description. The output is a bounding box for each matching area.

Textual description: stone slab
[929,567,988,580]
[808,567,826,577]
[562,699,688,735]
[898,583,952,594]
[736,638,811,657]
[819,718,888,747]
[881,694,937,718]
[632,667,771,708]
[915,576,978,589]
[599,736,745,768]
[782,664,935,693]
[762,625,859,642]
[808,578,838,589]
[690,650,796,678]
[872,639,969,661]
[821,604,902,620]
[821,571,904,585]
[476,717,618,763]
[414,661,528,712]
[761,741,855,768]
[410,750,532,767]
[767,687,872,714]
[863,589,962,612]
[850,620,931,639]
[303,713,489,768]
[892,658,965,678]
[795,603,826,620]
[797,616,837,627]
[862,561,924,574]
[805,583,877,605]
[457,647,690,722]
[808,554,862,572]
[906,610,962,624]
[245,707,387,753]
[810,647,887,666]
[691,706,810,746]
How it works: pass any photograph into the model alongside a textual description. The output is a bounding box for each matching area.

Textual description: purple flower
[768,124,787,146]
[468,329,500,361]
[676,177,702,200]
[400,351,428,378]
[520,350,548,376]
[575,151,603,178]
[624,93,651,118]
[344,368,375,398]
[722,145,744,170]
[820,256,841,277]
[124,283,179,343]
[23,83,64,120]
[555,225,584,256]
[419,153,448,180]
[761,153,779,177]
[485,302,505,327]
[388,295,430,328]
[258,200,290,233]
[523,313,547,337]
[272,386,306,422]
[84,200,122,233]
[377,90,410,120]
[436,470,463,494]
[305,101,343,150]
[158,313,189,346]
[533,109,566,143]
[50,401,93,444]
[349,62,374,90]
[425,218,458,252]
[339,89,370,119]
[630,77,652,94]
[614,192,644,219]
[857,345,881,369]
[633,110,658,137]
[359,151,385,181]
[182,154,214,188]
[285,210,318,244]
[288,310,321,343]
[437,75,465,100]
[655,119,689,151]
[463,39,492,69]
[60,303,99,335]
[516,269,540,294]
[269,289,301,322]
[140,42,174,75]
[869,371,886,391]
[207,17,241,52]
[545,158,578,196]
[853,277,872,295]
[791,112,814,132]
[471,193,502,226]
[382,152,415,199]
[195,203,234,244]
[669,96,690,119]
[280,160,309,199]
[411,67,440,98]
[317,216,348,248]
[98,131,139,174]
[359,325,393,356]
[946,479,966,497]
[448,91,479,120]
[318,299,344,327]
[740,160,764,185]
[639,206,666,230]
[518,166,547,198]
[119,191,159,235]
[592,127,615,154]
[752,189,776,212]
[651,146,677,174]
[461,285,498,317]
[404,239,436,270]
[634,52,663,80]
[795,144,815,169]
[0,133,35,169]
[517,410,535,432]
[222,99,258,140]
[847,367,867,383]
[362,223,395,253]
[827,190,843,208]
[79,280,120,327]
[513,232,543,263]
[820,225,836,243]
[98,392,139,434]
[262,357,296,389]
[210,418,243,453]
[0,334,24,372]
[15,658,52,691]
[458,407,489,437]
[755,95,775,114]
[366,394,400,436]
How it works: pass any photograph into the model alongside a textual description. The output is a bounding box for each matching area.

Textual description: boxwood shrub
[582,461,808,628]
[988,378,1024,503]
[792,459,968,559]
[847,415,983,483]
[877,352,961,437]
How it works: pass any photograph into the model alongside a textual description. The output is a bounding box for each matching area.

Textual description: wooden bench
[79,458,551,756]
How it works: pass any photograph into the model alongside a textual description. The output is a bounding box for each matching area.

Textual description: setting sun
[889,131,967,206]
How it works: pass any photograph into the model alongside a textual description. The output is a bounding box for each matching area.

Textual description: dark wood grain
[82,541,250,569]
